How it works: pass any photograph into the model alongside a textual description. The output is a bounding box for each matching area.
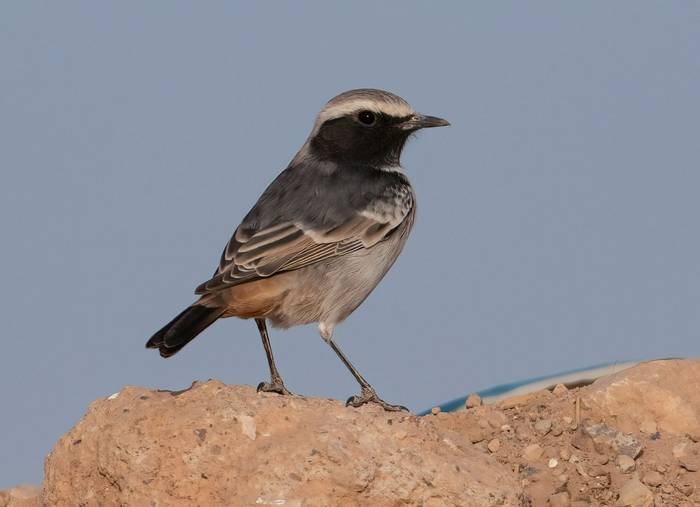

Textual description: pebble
[487,438,501,453]
[675,480,694,496]
[661,484,673,494]
[582,422,643,458]
[431,406,441,415]
[548,458,558,468]
[465,393,482,409]
[548,491,570,507]
[535,419,553,436]
[552,383,568,395]
[478,418,490,429]
[655,464,666,473]
[515,424,531,441]
[617,477,653,507]
[562,416,573,425]
[642,470,663,487]
[616,454,636,473]
[523,443,544,461]
[679,457,699,472]
[487,413,507,430]
[559,447,571,461]
[552,426,563,437]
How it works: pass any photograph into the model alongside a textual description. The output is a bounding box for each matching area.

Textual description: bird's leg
[324,334,408,413]
[255,318,293,396]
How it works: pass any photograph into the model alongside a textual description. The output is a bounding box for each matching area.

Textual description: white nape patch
[107,392,120,400]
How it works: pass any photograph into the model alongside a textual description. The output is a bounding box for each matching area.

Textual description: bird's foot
[257,378,294,396]
[346,387,409,412]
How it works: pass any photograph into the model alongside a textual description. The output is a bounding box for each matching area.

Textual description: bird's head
[302,89,449,167]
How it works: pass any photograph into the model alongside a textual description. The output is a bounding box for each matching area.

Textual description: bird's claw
[257,379,294,396]
[345,387,409,412]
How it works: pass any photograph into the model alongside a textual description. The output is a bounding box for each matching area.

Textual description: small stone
[639,420,657,434]
[597,455,609,465]
[679,457,699,472]
[431,406,441,415]
[552,426,563,437]
[616,477,653,507]
[661,484,673,494]
[552,383,568,395]
[515,424,531,441]
[562,416,573,425]
[548,458,558,468]
[674,480,694,497]
[556,473,568,485]
[535,419,553,436]
[559,447,571,461]
[617,454,636,473]
[487,438,501,453]
[523,443,544,461]
[465,393,482,409]
[478,418,490,429]
[642,470,663,487]
[570,430,594,452]
[655,464,666,473]
[486,410,507,428]
[501,424,514,437]
[582,422,643,458]
[548,491,570,507]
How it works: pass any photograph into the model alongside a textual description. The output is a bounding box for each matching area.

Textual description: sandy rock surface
[3,358,698,506]
[41,382,523,507]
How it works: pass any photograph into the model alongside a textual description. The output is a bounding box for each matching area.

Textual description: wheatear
[147,89,449,411]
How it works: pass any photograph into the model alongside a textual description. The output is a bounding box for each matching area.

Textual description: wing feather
[195,184,413,295]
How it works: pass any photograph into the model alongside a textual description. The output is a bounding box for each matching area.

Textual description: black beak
[401,113,451,130]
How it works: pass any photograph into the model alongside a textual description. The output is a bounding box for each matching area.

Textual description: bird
[146,88,449,411]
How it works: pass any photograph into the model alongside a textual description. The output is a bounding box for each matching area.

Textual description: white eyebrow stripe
[315,99,414,126]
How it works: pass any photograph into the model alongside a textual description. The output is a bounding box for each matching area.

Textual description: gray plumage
[147,88,449,411]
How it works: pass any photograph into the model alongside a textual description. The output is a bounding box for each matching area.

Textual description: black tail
[146,305,224,358]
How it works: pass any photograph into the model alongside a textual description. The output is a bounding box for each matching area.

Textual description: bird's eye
[358,110,376,125]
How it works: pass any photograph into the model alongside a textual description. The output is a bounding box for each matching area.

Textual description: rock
[585,359,700,437]
[523,443,544,461]
[500,392,538,409]
[465,393,482,409]
[488,438,501,453]
[42,383,523,506]
[616,477,653,507]
[582,422,643,458]
[617,454,636,473]
[559,447,571,461]
[570,429,595,452]
[549,491,570,507]
[642,470,663,487]
[679,457,699,472]
[535,419,553,436]
[552,384,568,396]
[0,484,39,507]
[548,458,558,468]
[431,406,441,415]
